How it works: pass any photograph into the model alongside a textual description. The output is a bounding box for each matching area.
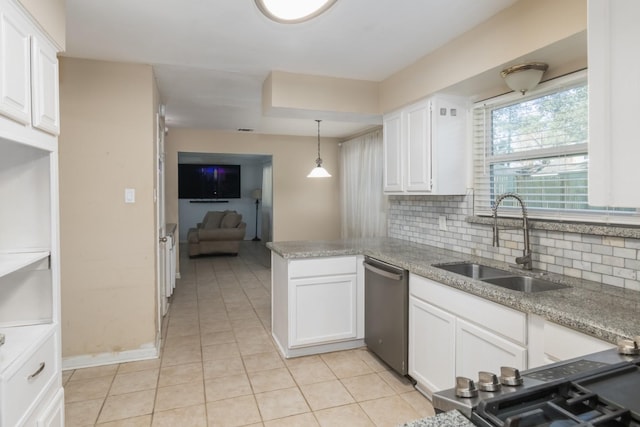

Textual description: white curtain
[340,129,388,238]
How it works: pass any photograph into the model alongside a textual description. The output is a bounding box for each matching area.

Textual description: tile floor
[62,242,435,426]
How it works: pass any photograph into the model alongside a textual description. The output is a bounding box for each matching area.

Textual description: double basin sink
[435,262,569,293]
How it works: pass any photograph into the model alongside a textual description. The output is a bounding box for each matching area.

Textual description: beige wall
[165,129,341,248]
[380,0,587,111]
[58,57,157,359]
[18,0,66,50]
[264,71,379,116]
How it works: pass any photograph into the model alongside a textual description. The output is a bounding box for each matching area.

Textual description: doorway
[177,152,273,245]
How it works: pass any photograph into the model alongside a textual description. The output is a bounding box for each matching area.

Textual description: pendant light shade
[307,120,331,178]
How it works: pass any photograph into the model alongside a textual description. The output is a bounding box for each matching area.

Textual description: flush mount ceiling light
[307,120,331,178]
[255,0,337,23]
[501,62,549,95]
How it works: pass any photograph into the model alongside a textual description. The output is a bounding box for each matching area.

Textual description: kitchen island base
[270,252,365,359]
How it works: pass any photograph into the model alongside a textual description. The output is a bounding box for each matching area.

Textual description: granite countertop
[399,410,475,427]
[267,237,640,344]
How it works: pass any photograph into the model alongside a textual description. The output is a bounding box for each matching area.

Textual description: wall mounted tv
[178,164,241,199]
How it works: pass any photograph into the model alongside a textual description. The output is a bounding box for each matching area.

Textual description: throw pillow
[203,211,225,229]
[220,213,242,228]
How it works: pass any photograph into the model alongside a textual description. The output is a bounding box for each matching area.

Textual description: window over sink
[472,70,639,224]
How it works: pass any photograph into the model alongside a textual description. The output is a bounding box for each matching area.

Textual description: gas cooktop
[433,346,640,426]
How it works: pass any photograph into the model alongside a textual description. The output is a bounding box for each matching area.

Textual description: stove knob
[617,337,640,355]
[455,376,478,398]
[499,366,523,386]
[477,371,501,392]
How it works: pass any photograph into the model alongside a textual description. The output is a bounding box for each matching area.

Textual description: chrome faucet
[492,192,532,270]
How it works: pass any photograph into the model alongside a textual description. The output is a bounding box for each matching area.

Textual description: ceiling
[64,0,519,138]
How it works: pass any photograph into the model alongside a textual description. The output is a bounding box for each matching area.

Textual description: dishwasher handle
[364,261,404,281]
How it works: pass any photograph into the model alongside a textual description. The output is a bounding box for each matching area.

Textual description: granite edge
[399,410,475,427]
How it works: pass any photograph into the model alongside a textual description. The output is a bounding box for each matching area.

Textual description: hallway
[62,242,434,426]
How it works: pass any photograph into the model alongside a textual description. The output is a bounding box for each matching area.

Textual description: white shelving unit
[0,0,63,425]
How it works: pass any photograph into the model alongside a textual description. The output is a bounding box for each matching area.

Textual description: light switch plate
[125,188,135,203]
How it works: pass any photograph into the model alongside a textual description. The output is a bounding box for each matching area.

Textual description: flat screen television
[178,164,241,199]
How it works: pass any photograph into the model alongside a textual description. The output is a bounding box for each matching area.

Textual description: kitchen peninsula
[268,237,638,395]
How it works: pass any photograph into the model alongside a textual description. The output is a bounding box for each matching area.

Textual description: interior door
[156,107,168,326]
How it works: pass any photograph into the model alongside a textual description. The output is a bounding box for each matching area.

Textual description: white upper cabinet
[588,0,640,207]
[383,110,403,192]
[383,95,468,195]
[0,3,31,125]
[0,0,59,138]
[31,35,60,135]
[405,99,431,192]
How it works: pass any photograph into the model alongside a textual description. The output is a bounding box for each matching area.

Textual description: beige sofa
[187,210,247,257]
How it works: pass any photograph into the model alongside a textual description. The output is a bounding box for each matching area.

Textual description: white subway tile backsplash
[389,195,640,290]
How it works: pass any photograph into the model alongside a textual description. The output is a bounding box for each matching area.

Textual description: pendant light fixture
[307,120,331,178]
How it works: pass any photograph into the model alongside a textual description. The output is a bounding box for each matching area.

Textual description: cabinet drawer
[410,273,526,345]
[289,256,357,279]
[2,332,56,427]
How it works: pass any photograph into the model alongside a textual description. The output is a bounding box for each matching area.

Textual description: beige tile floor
[62,242,435,426]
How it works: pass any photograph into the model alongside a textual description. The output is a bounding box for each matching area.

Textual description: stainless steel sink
[435,262,570,293]
[482,276,570,293]
[435,262,512,280]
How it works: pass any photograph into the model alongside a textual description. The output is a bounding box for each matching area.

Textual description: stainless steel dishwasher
[364,256,409,376]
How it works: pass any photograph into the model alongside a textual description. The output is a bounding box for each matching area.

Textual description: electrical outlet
[438,215,448,231]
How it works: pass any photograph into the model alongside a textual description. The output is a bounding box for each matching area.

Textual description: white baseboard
[62,343,159,371]
[272,333,365,359]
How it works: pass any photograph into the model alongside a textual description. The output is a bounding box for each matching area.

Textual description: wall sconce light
[501,62,548,95]
[307,120,332,178]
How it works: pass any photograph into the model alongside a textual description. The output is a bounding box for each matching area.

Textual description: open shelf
[0,252,49,279]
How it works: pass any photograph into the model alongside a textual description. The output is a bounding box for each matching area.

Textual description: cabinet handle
[159,236,168,243]
[28,362,46,380]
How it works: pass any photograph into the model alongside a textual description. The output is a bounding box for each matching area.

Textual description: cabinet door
[455,318,526,381]
[37,388,64,427]
[289,274,357,347]
[383,111,403,192]
[588,0,640,207]
[0,4,31,125]
[431,96,468,195]
[31,35,59,135]
[409,295,455,394]
[405,100,431,192]
[543,321,615,363]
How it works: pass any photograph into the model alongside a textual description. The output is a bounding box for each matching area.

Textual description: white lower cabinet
[290,274,358,347]
[528,315,615,368]
[271,253,365,358]
[409,273,526,397]
[409,295,455,395]
[37,388,64,427]
[455,318,527,381]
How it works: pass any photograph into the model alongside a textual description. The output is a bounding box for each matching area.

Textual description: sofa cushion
[203,211,226,229]
[220,213,242,228]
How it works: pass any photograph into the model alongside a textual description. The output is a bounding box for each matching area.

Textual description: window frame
[472,69,640,225]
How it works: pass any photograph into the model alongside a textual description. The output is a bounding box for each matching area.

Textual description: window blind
[472,70,639,224]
